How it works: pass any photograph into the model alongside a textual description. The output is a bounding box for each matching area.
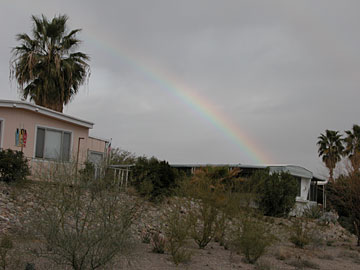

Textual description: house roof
[170,163,326,181]
[0,99,94,129]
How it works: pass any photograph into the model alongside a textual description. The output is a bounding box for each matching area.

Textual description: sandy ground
[1,182,360,269]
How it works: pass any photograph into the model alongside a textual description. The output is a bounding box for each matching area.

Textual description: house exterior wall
[88,137,108,154]
[0,107,108,173]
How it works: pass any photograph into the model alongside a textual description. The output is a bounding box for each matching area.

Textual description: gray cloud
[1,0,360,175]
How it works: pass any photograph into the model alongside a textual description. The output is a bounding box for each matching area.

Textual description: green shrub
[251,169,298,217]
[230,215,275,264]
[304,205,323,219]
[132,157,178,201]
[0,149,30,183]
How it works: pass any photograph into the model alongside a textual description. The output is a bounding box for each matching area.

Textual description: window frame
[33,125,73,161]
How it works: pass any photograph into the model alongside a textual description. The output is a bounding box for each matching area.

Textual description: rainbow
[84,32,273,164]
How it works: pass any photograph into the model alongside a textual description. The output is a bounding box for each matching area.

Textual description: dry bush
[23,179,139,270]
[289,218,312,249]
[230,214,275,264]
[140,228,152,244]
[151,232,166,254]
[164,204,191,265]
[177,167,244,249]
[179,169,223,249]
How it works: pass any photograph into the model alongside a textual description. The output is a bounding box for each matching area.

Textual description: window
[88,151,104,166]
[88,151,104,179]
[35,127,71,161]
[297,177,302,197]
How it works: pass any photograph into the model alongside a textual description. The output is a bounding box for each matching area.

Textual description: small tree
[109,148,136,165]
[327,166,360,246]
[317,130,344,181]
[25,180,138,269]
[132,156,177,201]
[179,167,229,249]
[164,204,191,264]
[251,169,298,217]
[0,149,30,183]
[230,213,275,264]
[343,124,360,172]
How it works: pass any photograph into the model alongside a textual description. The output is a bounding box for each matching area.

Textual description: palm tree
[10,14,90,112]
[344,124,360,171]
[317,130,344,181]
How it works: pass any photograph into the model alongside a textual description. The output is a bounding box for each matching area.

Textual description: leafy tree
[317,130,344,181]
[109,148,136,165]
[251,169,298,217]
[327,169,360,246]
[132,156,177,201]
[344,124,360,171]
[10,14,90,112]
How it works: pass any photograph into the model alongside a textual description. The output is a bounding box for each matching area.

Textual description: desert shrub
[151,232,166,254]
[177,167,244,249]
[250,169,298,217]
[164,205,191,264]
[78,161,95,182]
[0,149,30,183]
[140,228,152,244]
[25,179,138,270]
[179,168,225,249]
[188,201,218,249]
[289,218,311,248]
[304,205,323,219]
[327,172,360,246]
[132,157,178,201]
[230,215,275,264]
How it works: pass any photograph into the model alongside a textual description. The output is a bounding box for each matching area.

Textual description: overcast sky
[1,0,359,176]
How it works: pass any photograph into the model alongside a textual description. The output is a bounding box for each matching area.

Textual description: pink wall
[88,137,108,154]
[0,107,93,164]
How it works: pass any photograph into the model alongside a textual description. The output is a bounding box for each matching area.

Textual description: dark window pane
[62,132,71,161]
[35,128,45,158]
